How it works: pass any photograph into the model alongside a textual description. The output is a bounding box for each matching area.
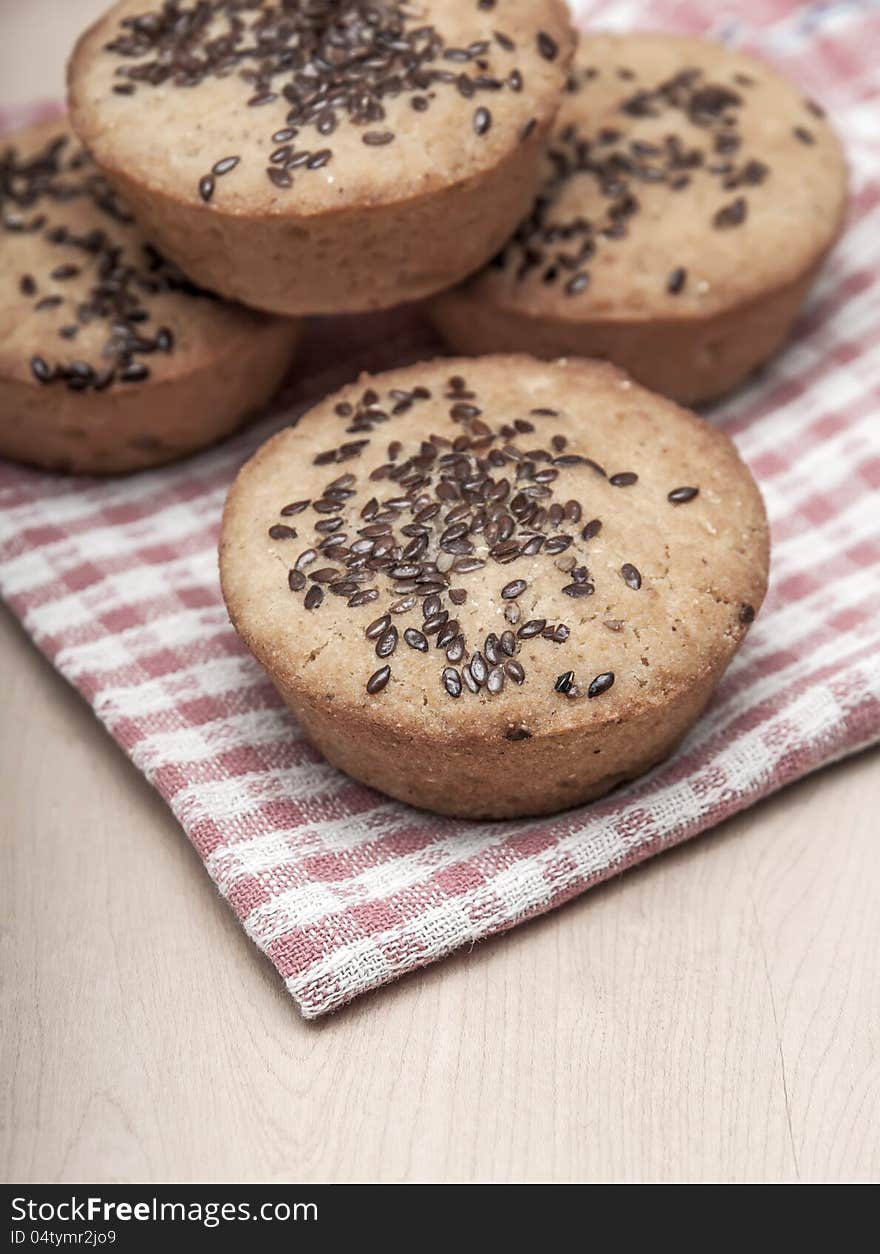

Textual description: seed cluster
[267,373,703,729]
[102,0,542,203]
[492,59,818,298]
[2,131,206,391]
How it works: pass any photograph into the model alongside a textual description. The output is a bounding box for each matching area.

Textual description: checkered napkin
[2,1,879,1018]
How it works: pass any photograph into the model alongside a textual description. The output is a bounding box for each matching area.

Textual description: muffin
[220,354,769,818]
[429,32,848,405]
[67,0,576,316]
[0,119,299,475]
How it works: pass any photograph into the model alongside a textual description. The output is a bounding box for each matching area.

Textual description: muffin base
[259,655,723,819]
[79,122,558,318]
[430,267,820,407]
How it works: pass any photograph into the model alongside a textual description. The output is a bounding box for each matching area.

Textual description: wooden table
[2,0,878,1185]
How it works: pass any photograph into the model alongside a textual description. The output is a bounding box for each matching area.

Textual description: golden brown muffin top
[68,0,575,217]
[220,354,768,743]
[456,32,848,322]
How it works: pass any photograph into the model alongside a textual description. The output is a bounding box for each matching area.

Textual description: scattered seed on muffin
[668,485,699,504]
[587,672,615,698]
[666,266,687,294]
[366,665,391,694]
[554,670,575,693]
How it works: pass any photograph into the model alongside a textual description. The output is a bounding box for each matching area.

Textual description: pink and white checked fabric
[1,1,879,1018]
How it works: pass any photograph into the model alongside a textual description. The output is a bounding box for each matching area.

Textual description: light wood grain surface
[1,0,879,1186]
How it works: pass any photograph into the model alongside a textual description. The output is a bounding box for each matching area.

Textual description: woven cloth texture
[1,0,878,1018]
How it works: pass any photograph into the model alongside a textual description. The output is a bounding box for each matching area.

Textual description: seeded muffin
[0,119,299,474]
[429,33,848,405]
[220,354,768,818]
[67,0,576,317]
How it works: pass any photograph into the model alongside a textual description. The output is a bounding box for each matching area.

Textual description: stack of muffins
[0,1,848,817]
